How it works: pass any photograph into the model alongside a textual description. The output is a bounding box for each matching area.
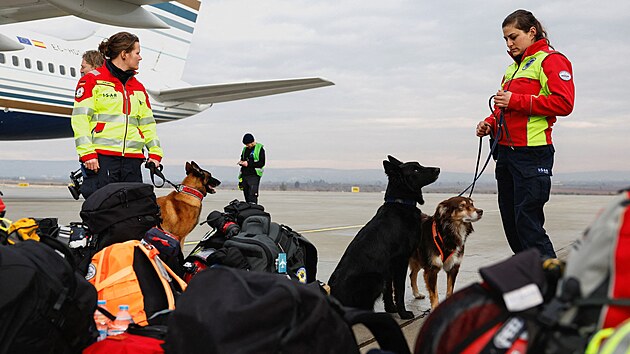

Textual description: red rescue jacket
[484,39,575,147]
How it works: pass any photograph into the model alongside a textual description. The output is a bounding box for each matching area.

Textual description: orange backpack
[87,240,187,325]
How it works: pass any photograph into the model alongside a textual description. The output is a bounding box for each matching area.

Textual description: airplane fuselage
[0,4,202,140]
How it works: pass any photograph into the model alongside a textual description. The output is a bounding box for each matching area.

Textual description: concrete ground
[1,185,615,352]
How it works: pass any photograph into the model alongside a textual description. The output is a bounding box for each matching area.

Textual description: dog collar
[177,185,204,201]
[432,220,454,263]
[384,197,416,206]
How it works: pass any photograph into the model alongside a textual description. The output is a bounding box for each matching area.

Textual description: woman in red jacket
[475,9,575,259]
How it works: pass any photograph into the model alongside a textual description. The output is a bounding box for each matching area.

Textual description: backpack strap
[137,242,187,310]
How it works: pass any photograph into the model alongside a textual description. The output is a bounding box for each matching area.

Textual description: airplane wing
[147,78,334,104]
[0,0,168,28]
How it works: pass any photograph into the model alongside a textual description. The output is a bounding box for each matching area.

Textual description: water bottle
[107,304,133,337]
[94,300,110,341]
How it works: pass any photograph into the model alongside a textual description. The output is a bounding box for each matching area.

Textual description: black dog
[328,155,440,319]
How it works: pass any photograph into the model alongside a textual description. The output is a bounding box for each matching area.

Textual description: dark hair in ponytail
[502,9,553,49]
[98,32,139,60]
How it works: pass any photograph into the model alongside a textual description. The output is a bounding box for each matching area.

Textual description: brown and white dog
[409,196,482,309]
[156,161,220,244]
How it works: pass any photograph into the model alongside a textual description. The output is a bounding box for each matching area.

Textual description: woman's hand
[147,158,160,169]
[476,121,492,137]
[84,158,99,172]
[493,90,512,108]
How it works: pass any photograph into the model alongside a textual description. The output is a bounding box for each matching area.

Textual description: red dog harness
[432,220,454,264]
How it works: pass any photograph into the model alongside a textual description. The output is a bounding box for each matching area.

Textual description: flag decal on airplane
[31,40,46,48]
[16,36,32,45]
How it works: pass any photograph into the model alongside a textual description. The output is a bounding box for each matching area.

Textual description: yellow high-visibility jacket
[71,64,163,163]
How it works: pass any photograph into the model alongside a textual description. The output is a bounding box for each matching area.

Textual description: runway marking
[183,224,364,246]
[299,224,364,234]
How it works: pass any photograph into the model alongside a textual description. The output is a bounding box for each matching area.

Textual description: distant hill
[0,159,627,193]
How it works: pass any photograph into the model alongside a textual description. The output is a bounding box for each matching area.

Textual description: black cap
[242,133,254,144]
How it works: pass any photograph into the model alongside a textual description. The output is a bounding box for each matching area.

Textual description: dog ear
[436,203,448,219]
[387,155,404,166]
[185,161,193,174]
[383,160,400,176]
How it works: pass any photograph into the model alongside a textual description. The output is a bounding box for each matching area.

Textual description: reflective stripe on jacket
[71,64,163,162]
[485,39,575,147]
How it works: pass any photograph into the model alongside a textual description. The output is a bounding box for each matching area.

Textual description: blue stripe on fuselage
[151,3,198,23]
[0,111,72,140]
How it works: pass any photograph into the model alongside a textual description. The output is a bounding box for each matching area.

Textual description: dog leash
[458,107,502,198]
[145,161,178,189]
[459,66,520,198]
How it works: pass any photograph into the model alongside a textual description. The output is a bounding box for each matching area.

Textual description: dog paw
[413,292,426,299]
[399,310,415,320]
[384,303,397,313]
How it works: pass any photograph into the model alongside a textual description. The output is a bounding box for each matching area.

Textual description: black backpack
[0,238,98,354]
[164,266,410,354]
[223,215,318,283]
[74,182,160,273]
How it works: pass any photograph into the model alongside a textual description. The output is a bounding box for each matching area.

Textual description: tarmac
[0,184,616,352]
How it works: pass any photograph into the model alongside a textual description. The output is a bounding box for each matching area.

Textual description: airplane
[0,0,334,140]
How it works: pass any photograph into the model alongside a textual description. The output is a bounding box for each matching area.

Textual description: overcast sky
[2,0,629,174]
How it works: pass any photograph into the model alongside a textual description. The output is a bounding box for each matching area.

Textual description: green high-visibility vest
[240,143,264,177]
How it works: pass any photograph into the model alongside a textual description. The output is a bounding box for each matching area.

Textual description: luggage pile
[1,184,412,354]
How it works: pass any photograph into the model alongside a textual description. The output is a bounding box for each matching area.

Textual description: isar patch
[559,71,572,81]
[75,87,85,98]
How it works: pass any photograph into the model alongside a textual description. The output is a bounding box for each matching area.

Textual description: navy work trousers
[241,174,261,204]
[495,144,556,259]
[80,155,144,199]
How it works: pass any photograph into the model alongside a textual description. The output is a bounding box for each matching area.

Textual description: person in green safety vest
[237,133,265,204]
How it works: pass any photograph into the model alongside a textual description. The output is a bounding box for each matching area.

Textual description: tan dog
[409,196,482,309]
[156,161,220,244]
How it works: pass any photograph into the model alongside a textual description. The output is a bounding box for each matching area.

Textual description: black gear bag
[74,182,160,274]
[0,238,98,354]
[164,266,410,354]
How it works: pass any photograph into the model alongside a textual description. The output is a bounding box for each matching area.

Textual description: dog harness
[432,220,454,263]
[177,185,204,201]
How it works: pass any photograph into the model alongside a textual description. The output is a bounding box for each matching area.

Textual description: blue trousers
[495,144,556,259]
[80,155,144,199]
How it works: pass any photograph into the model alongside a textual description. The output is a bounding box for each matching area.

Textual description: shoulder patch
[559,71,572,81]
[75,87,85,98]
[522,57,537,70]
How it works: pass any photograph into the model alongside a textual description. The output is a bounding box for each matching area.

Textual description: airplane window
[70,67,77,77]
[37,60,43,71]
[0,53,5,64]
[12,56,19,66]
[25,58,32,69]
[60,65,66,75]
[48,63,55,73]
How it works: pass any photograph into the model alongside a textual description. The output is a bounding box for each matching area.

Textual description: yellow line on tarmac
[298,224,364,234]
[183,224,364,246]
